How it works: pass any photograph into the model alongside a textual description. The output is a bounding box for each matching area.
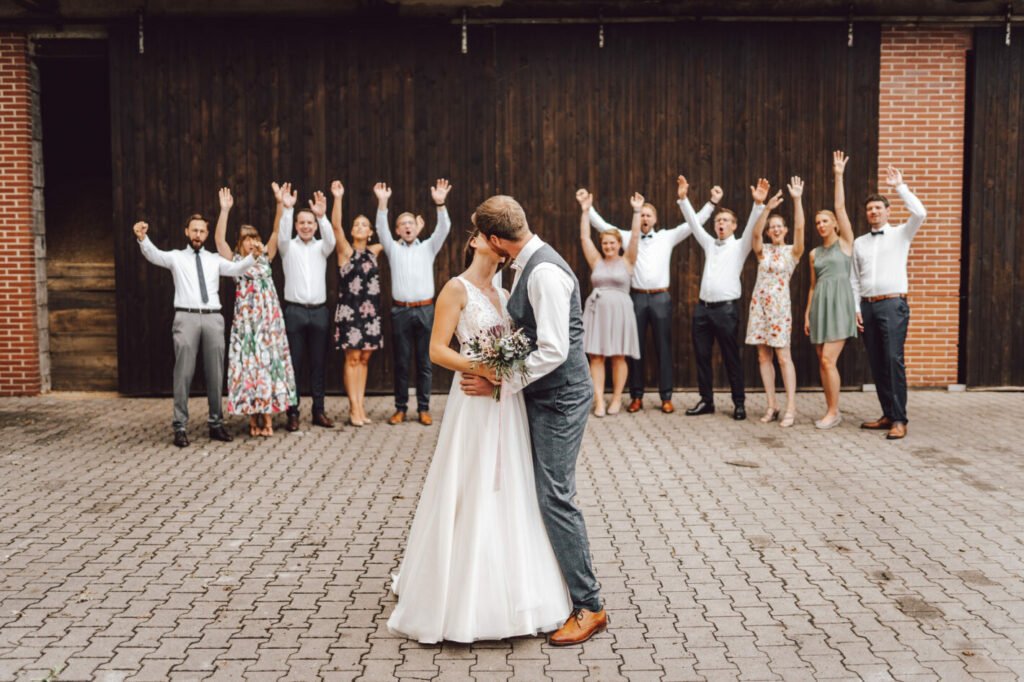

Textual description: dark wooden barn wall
[109,19,880,396]
[965,29,1024,387]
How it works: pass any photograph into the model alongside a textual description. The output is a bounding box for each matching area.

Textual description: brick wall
[0,32,40,396]
[877,27,971,387]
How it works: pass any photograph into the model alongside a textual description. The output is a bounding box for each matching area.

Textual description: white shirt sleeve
[138,236,175,269]
[738,203,766,256]
[896,183,927,242]
[375,209,395,257]
[219,253,256,277]
[277,208,293,257]
[318,216,336,256]
[502,263,573,395]
[850,243,863,314]
[680,198,714,251]
[425,207,451,256]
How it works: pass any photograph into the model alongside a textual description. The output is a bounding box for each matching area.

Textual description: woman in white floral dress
[329,181,383,426]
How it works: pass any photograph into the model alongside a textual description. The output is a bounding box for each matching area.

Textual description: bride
[387,229,571,643]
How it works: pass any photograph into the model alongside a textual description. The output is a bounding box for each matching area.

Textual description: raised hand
[218,187,234,211]
[629,192,645,212]
[271,181,284,204]
[133,221,148,241]
[676,175,689,201]
[330,180,345,199]
[281,182,297,209]
[576,188,593,212]
[885,165,903,187]
[431,178,452,205]
[309,191,327,218]
[787,176,804,198]
[710,185,724,204]
[751,178,770,204]
[373,182,392,202]
[416,214,426,234]
[766,190,785,211]
[833,150,849,176]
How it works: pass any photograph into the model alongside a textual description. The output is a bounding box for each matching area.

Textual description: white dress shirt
[589,201,715,289]
[276,208,336,305]
[375,208,451,303]
[680,198,765,303]
[502,235,574,395]
[850,183,926,313]
[138,237,254,310]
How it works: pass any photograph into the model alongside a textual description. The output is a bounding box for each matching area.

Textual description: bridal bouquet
[466,324,532,400]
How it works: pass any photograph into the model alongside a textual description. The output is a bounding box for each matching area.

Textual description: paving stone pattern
[1,391,1023,681]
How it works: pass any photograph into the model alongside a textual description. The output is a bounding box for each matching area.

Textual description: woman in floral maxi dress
[214,187,297,437]
[329,181,384,426]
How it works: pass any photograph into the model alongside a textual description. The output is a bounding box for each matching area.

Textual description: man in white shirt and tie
[276,183,337,432]
[134,214,257,447]
[586,184,722,414]
[851,166,926,440]
[374,179,453,427]
[678,175,768,421]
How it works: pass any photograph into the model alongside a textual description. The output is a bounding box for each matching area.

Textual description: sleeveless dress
[333,249,383,351]
[388,276,572,644]
[746,244,798,348]
[809,242,858,344]
[582,257,641,358]
[225,255,297,415]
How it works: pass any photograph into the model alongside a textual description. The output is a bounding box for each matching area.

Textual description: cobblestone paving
[1,391,1023,681]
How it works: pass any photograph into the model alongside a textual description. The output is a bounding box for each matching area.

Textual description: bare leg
[344,349,362,425]
[757,344,777,421]
[589,355,606,416]
[358,350,374,422]
[608,356,627,414]
[775,346,797,424]
[817,340,846,420]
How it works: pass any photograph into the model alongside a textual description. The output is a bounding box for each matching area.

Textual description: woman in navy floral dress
[330,181,384,426]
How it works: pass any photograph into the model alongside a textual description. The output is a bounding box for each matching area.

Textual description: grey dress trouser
[172,311,225,431]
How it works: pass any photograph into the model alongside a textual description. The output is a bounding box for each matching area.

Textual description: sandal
[760,407,779,424]
[780,412,795,428]
[249,416,260,437]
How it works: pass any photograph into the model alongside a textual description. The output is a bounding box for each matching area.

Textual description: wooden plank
[49,308,118,334]
[50,334,118,353]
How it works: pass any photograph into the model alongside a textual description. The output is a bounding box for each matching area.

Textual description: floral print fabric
[226,255,297,414]
[745,244,797,348]
[334,249,383,350]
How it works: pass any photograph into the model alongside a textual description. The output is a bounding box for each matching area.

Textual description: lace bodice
[454,276,510,354]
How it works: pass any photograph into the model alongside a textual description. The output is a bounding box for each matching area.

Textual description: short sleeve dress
[334,249,383,351]
[745,244,798,348]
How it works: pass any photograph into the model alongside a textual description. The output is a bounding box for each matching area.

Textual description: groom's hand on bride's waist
[460,372,497,396]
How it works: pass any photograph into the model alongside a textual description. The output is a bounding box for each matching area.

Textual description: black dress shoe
[173,430,190,448]
[286,413,300,432]
[733,405,747,421]
[685,400,716,416]
[209,425,234,442]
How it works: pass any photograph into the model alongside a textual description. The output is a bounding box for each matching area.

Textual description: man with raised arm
[851,166,926,440]
[585,186,722,414]
[374,180,453,427]
[679,175,769,421]
[133,212,258,447]
[276,183,337,432]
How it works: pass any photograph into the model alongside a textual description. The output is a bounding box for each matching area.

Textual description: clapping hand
[575,188,593,212]
[787,176,804,198]
[133,221,148,241]
[833,150,849,175]
[280,182,297,209]
[629,192,645,213]
[431,178,452,206]
[218,187,233,211]
[751,178,770,204]
[309,191,327,219]
[885,165,903,188]
[765,190,784,211]
[676,175,689,201]
[330,180,345,199]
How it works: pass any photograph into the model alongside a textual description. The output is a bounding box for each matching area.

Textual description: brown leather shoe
[312,413,335,428]
[418,412,433,426]
[285,414,300,432]
[388,411,406,425]
[661,401,675,414]
[886,422,907,440]
[626,398,643,413]
[549,608,608,646]
[861,416,893,430]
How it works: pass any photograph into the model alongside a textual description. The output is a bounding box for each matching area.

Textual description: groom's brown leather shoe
[860,416,893,430]
[548,608,608,646]
[626,398,643,413]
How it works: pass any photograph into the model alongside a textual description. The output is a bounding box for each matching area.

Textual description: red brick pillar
[0,32,40,396]
[877,27,971,387]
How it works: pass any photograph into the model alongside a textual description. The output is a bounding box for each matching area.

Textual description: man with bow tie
[585,183,722,414]
[134,212,258,447]
[678,175,769,421]
[851,166,926,440]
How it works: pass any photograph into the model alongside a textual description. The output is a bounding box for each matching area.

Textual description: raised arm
[426,179,452,255]
[888,166,927,240]
[667,185,721,247]
[214,187,234,260]
[575,189,601,269]
[752,190,784,261]
[308,191,335,257]
[134,221,174,269]
[624,192,643,267]
[788,176,805,261]
[677,175,713,250]
[373,182,396,256]
[266,182,284,262]
[833,151,855,252]
[330,180,353,263]
[738,178,769,255]
[276,182,297,257]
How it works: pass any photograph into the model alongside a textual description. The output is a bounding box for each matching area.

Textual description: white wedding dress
[387,276,571,643]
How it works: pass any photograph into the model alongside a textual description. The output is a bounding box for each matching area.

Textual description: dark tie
[870,230,885,237]
[641,233,653,240]
[195,250,209,304]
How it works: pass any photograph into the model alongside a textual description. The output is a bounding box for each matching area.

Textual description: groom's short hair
[473,195,527,240]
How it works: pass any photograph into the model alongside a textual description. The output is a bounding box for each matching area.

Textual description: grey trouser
[861,296,910,423]
[629,291,674,401]
[525,379,602,612]
[172,311,225,431]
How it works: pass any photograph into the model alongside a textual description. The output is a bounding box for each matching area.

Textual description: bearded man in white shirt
[851,166,926,440]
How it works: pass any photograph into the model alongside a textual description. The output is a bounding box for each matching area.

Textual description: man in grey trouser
[134,214,256,447]
[462,195,607,647]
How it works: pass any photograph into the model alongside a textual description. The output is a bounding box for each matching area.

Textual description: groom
[460,195,606,645]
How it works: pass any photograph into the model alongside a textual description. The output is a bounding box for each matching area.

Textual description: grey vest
[507,243,590,395]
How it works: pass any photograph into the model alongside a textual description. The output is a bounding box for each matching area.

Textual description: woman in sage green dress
[804,151,858,430]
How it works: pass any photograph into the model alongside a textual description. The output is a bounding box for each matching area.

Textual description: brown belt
[863,294,907,303]
[631,288,669,295]
[393,298,434,308]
